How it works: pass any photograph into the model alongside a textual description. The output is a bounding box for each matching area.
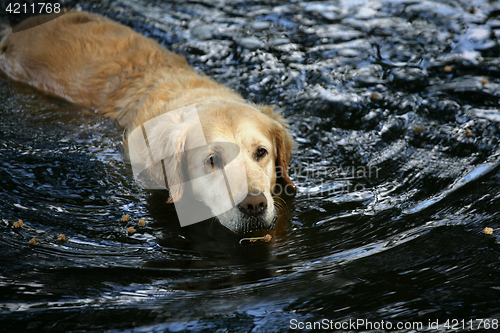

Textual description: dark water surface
[2,0,500,331]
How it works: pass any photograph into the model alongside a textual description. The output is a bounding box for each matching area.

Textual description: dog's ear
[258,106,296,191]
[128,110,192,203]
[158,129,187,204]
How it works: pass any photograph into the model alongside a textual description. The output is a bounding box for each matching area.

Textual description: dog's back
[0,11,216,127]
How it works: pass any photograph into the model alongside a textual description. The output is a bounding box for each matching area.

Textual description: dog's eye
[206,154,220,168]
[256,147,267,158]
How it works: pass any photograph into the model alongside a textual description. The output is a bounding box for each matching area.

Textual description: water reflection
[2,0,500,330]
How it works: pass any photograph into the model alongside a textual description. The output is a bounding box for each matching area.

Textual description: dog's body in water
[0,10,295,233]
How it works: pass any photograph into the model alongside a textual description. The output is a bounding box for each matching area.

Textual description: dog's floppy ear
[258,106,296,191]
[127,109,192,203]
[157,127,188,204]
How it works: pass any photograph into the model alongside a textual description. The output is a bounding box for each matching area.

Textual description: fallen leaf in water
[13,220,23,229]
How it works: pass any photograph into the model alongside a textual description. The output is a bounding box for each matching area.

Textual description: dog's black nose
[238,192,267,216]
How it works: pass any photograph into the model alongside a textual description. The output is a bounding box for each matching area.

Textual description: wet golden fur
[0,10,295,233]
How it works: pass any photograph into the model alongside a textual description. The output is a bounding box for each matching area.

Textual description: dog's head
[130,100,295,234]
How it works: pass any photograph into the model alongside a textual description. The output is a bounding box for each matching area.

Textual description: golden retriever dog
[0,10,295,234]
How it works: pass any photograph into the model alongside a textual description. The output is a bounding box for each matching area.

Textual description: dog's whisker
[209,216,218,228]
[273,197,287,213]
[275,196,288,208]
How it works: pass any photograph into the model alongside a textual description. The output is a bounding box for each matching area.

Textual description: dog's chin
[217,207,275,234]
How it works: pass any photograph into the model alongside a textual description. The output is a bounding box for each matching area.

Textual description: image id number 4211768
[5,2,62,14]
[444,319,499,330]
